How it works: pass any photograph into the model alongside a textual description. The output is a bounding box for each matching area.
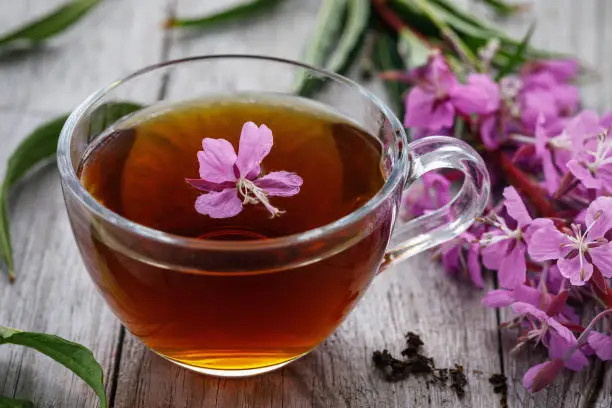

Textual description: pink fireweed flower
[477,187,532,288]
[527,197,612,285]
[401,172,451,219]
[404,53,499,130]
[567,130,612,191]
[588,331,612,361]
[438,230,483,288]
[186,122,303,218]
[524,59,579,83]
[535,111,604,194]
[523,359,565,393]
[511,302,589,371]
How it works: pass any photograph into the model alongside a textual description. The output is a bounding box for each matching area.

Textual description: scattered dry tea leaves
[449,364,468,398]
[489,373,509,408]
[372,332,469,399]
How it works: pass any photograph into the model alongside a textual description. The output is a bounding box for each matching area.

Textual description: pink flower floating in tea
[185,121,303,218]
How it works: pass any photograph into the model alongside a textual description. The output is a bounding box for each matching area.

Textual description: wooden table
[0,1,610,407]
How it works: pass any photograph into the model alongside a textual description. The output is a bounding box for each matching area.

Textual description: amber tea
[76,95,391,371]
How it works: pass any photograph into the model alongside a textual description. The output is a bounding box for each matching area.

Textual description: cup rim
[57,54,408,252]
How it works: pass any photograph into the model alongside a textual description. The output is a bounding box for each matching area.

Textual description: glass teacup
[57,55,490,377]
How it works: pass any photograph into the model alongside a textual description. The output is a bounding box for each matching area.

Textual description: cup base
[156,350,311,378]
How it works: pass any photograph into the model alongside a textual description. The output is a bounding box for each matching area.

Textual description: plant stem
[493,151,557,218]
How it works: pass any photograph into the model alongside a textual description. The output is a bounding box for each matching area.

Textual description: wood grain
[1,0,611,407]
[0,111,120,407]
[0,0,171,407]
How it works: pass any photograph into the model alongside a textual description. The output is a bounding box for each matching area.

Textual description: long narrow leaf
[0,327,106,408]
[325,0,370,73]
[478,0,526,16]
[294,0,348,96]
[165,0,284,29]
[0,395,34,408]
[0,102,142,281]
[0,0,100,47]
[496,23,535,79]
[373,33,409,118]
[0,115,68,281]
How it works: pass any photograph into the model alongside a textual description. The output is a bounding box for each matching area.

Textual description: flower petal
[557,255,593,286]
[254,171,303,197]
[194,189,243,219]
[441,241,460,273]
[523,360,564,393]
[467,244,483,288]
[481,238,508,270]
[537,59,579,82]
[235,122,273,179]
[198,138,238,183]
[589,242,612,278]
[449,74,499,115]
[514,284,545,308]
[512,301,549,321]
[480,115,499,150]
[482,289,514,307]
[588,332,612,361]
[548,332,588,371]
[404,87,455,129]
[185,178,233,192]
[503,186,532,227]
[498,241,527,289]
[526,219,567,261]
[567,160,602,189]
[585,196,612,241]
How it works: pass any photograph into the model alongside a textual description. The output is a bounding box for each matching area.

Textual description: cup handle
[382,136,491,269]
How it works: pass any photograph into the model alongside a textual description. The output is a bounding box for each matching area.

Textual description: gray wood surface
[0,0,609,407]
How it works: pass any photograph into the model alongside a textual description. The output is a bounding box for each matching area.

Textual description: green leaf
[0,395,34,408]
[372,33,409,119]
[294,0,348,96]
[165,0,284,29]
[0,115,68,281]
[325,0,370,74]
[478,0,526,16]
[0,0,100,48]
[0,102,142,281]
[496,22,535,80]
[409,0,481,70]
[398,28,431,68]
[0,327,106,408]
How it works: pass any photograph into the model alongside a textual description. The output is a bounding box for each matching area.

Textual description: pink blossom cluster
[399,52,612,392]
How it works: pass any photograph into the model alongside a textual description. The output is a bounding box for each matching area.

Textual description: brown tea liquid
[77,95,389,371]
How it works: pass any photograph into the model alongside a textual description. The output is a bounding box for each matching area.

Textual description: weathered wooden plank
[0,0,171,407]
[0,0,170,113]
[474,1,612,407]
[0,111,120,408]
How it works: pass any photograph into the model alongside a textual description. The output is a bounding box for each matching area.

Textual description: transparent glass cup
[57,55,490,377]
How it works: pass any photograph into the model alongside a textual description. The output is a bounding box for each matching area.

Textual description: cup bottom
[155,349,312,377]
